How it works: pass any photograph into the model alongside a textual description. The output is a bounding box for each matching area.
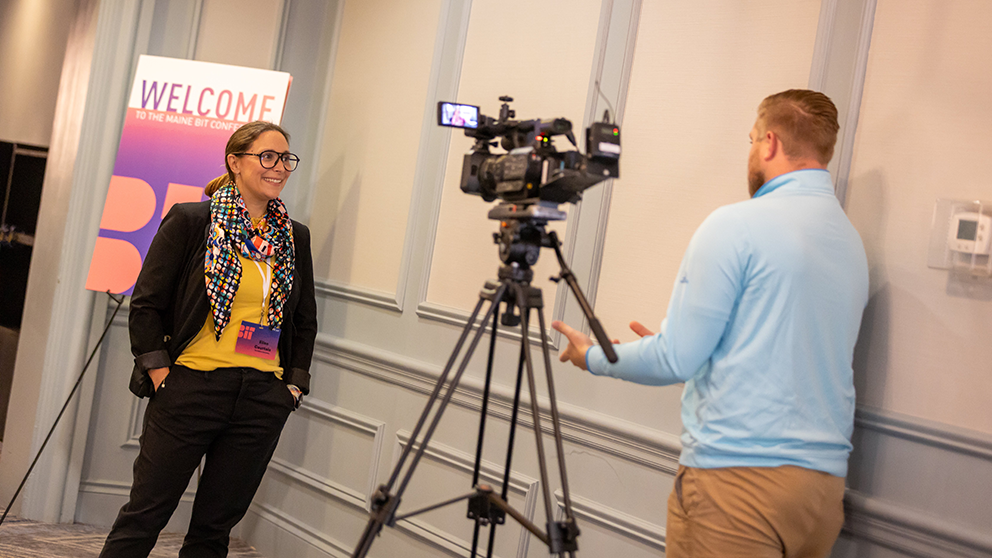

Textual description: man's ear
[762,130,779,161]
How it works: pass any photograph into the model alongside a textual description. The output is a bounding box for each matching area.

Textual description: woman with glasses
[100,121,317,558]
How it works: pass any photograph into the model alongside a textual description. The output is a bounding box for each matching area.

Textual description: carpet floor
[0,512,264,557]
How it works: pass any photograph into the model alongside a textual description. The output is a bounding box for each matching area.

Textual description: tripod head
[486,200,618,364]
[488,200,566,283]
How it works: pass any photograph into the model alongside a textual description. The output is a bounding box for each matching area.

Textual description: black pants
[99,365,296,558]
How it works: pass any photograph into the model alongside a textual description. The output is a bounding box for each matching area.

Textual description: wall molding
[247,501,353,558]
[79,479,195,502]
[314,279,401,313]
[314,334,682,475]
[553,490,664,552]
[295,397,387,506]
[808,0,839,91]
[415,300,559,350]
[242,400,389,557]
[846,407,992,557]
[120,389,390,510]
[393,431,539,499]
[844,490,992,558]
[392,431,538,558]
[854,407,992,462]
[833,0,877,208]
[315,334,992,558]
[270,0,291,71]
[123,395,144,448]
[266,458,366,510]
[410,0,472,312]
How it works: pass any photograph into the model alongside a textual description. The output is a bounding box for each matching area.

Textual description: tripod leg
[500,344,527,502]
[487,523,498,558]
[471,521,482,558]
[471,304,501,558]
[384,285,495,491]
[394,283,510,498]
[513,284,557,534]
[472,302,501,487]
[351,515,384,558]
[351,284,509,558]
[536,307,576,523]
[483,341,527,558]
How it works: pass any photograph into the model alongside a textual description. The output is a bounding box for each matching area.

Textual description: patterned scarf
[205,182,295,338]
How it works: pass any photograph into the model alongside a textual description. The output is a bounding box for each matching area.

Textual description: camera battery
[586,122,621,160]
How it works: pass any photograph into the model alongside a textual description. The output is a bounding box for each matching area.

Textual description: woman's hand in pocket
[148,367,170,391]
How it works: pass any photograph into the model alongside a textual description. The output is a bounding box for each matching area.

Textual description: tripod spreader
[368,486,401,527]
[467,485,506,526]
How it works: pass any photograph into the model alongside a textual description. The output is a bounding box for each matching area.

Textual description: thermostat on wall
[947,211,991,254]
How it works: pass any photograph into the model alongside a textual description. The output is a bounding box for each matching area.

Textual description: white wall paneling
[553,490,665,553]
[307,0,469,315]
[193,0,285,69]
[839,4,992,547]
[389,431,539,558]
[233,397,387,555]
[414,0,644,355]
[807,0,878,206]
[278,0,344,223]
[244,501,355,558]
[553,0,642,345]
[314,281,402,313]
[423,0,604,332]
[139,0,204,59]
[3,1,987,557]
[307,0,445,309]
[842,491,992,558]
[315,335,682,474]
[587,0,823,430]
[413,300,553,348]
[838,408,992,557]
[289,398,387,509]
[845,0,992,434]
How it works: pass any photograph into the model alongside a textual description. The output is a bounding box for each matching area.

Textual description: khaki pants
[665,465,845,558]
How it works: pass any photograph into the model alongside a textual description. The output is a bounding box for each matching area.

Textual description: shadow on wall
[847,167,889,411]
[848,282,889,503]
[846,168,888,532]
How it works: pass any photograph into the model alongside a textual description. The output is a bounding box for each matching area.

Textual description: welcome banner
[85,55,291,295]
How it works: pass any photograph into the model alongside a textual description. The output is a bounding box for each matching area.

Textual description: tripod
[351,203,617,558]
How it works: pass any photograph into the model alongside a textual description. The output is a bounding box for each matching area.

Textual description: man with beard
[553,89,869,558]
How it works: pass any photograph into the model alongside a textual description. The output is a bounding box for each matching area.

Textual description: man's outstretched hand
[552,321,593,370]
[628,321,654,338]
[551,320,654,370]
[554,320,656,371]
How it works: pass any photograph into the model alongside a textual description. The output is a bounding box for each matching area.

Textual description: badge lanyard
[250,258,272,324]
[236,257,280,360]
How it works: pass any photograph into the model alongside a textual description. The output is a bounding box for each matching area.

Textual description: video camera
[438,96,620,206]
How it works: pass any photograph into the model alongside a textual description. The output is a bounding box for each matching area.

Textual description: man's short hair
[757,90,839,165]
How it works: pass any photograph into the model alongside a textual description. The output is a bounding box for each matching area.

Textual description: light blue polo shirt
[586,169,869,477]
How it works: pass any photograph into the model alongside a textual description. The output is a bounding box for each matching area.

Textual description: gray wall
[1,1,990,557]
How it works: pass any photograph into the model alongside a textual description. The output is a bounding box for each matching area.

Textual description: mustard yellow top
[176,251,283,376]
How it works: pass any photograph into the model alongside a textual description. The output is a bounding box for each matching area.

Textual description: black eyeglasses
[235,150,301,171]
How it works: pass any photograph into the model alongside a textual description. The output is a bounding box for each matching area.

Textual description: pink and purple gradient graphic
[85,108,244,295]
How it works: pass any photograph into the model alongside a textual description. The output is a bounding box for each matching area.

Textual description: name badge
[235,320,280,360]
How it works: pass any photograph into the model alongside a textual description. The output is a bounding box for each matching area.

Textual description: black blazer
[128,200,317,397]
